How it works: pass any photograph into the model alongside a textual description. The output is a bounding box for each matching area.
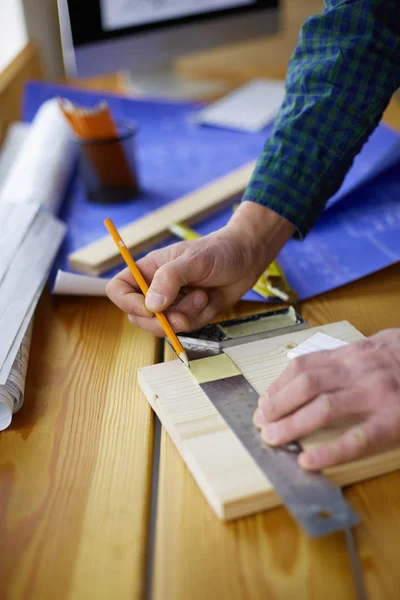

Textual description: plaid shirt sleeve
[243,0,400,238]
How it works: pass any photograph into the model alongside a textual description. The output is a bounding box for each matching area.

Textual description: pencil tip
[179,351,190,368]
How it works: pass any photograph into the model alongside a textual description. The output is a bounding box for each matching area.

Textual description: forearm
[243,0,400,238]
[226,201,295,270]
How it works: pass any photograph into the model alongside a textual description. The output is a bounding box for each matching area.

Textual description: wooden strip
[68,161,256,275]
[138,321,400,521]
[0,293,158,599]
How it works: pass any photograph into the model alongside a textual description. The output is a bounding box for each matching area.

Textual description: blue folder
[23,81,400,302]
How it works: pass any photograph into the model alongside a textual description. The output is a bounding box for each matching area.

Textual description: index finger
[106,251,161,314]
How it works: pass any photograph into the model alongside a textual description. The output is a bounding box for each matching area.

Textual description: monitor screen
[66,0,278,47]
[101,1,259,32]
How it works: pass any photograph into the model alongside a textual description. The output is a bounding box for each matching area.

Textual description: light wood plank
[0,293,158,600]
[138,321,400,521]
[68,161,256,276]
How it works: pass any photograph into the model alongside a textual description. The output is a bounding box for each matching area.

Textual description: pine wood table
[1,6,400,598]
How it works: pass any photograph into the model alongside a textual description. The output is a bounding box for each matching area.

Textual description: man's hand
[106,202,294,336]
[254,329,400,470]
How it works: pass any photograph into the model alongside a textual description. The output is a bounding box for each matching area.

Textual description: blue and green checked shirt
[244,0,400,238]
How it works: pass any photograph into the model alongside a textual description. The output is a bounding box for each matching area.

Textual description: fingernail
[193,293,207,309]
[145,291,166,312]
[261,424,280,445]
[253,408,266,429]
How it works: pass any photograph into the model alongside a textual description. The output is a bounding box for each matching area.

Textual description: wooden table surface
[1,2,400,597]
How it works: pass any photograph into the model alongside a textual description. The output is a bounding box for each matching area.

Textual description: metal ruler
[176,309,368,597]
[200,372,358,537]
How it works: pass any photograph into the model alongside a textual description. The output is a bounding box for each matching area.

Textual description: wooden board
[138,321,400,521]
[69,161,256,275]
[0,293,158,600]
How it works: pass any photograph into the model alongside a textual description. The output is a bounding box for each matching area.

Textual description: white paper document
[0,202,40,284]
[0,102,75,430]
[0,210,66,370]
[287,333,349,359]
[53,270,109,296]
[0,287,41,386]
[193,79,286,133]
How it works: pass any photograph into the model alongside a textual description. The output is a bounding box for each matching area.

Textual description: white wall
[0,0,64,78]
[0,0,28,72]
[22,0,64,78]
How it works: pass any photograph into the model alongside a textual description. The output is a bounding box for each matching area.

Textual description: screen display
[66,0,277,47]
[100,0,257,31]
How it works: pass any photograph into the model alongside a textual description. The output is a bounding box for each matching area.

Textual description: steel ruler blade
[200,373,359,537]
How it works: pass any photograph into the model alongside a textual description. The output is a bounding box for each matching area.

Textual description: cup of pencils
[59,99,140,204]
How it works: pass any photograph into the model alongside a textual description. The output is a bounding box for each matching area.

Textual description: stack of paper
[0,100,77,431]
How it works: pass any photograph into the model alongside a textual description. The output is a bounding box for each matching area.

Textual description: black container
[77,123,140,204]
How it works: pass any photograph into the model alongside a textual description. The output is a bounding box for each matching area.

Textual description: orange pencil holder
[77,122,140,204]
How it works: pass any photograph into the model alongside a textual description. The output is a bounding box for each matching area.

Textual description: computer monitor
[59,0,280,78]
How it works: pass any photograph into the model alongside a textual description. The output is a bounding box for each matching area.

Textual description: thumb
[145,258,191,312]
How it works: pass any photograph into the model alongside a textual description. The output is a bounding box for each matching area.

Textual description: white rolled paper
[0,99,76,432]
[0,98,77,213]
[53,270,109,296]
[0,395,13,432]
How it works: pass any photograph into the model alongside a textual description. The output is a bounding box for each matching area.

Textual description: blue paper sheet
[280,166,400,300]
[23,82,400,302]
[199,163,400,301]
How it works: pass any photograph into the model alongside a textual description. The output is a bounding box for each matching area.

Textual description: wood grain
[1,5,400,597]
[154,295,400,598]
[153,429,363,600]
[139,322,400,520]
[0,293,159,600]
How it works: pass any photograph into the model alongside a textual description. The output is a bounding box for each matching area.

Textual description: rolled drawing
[0,99,75,431]
[0,322,33,431]
[0,98,77,213]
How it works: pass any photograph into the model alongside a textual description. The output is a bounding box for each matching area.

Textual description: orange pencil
[104,218,190,368]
